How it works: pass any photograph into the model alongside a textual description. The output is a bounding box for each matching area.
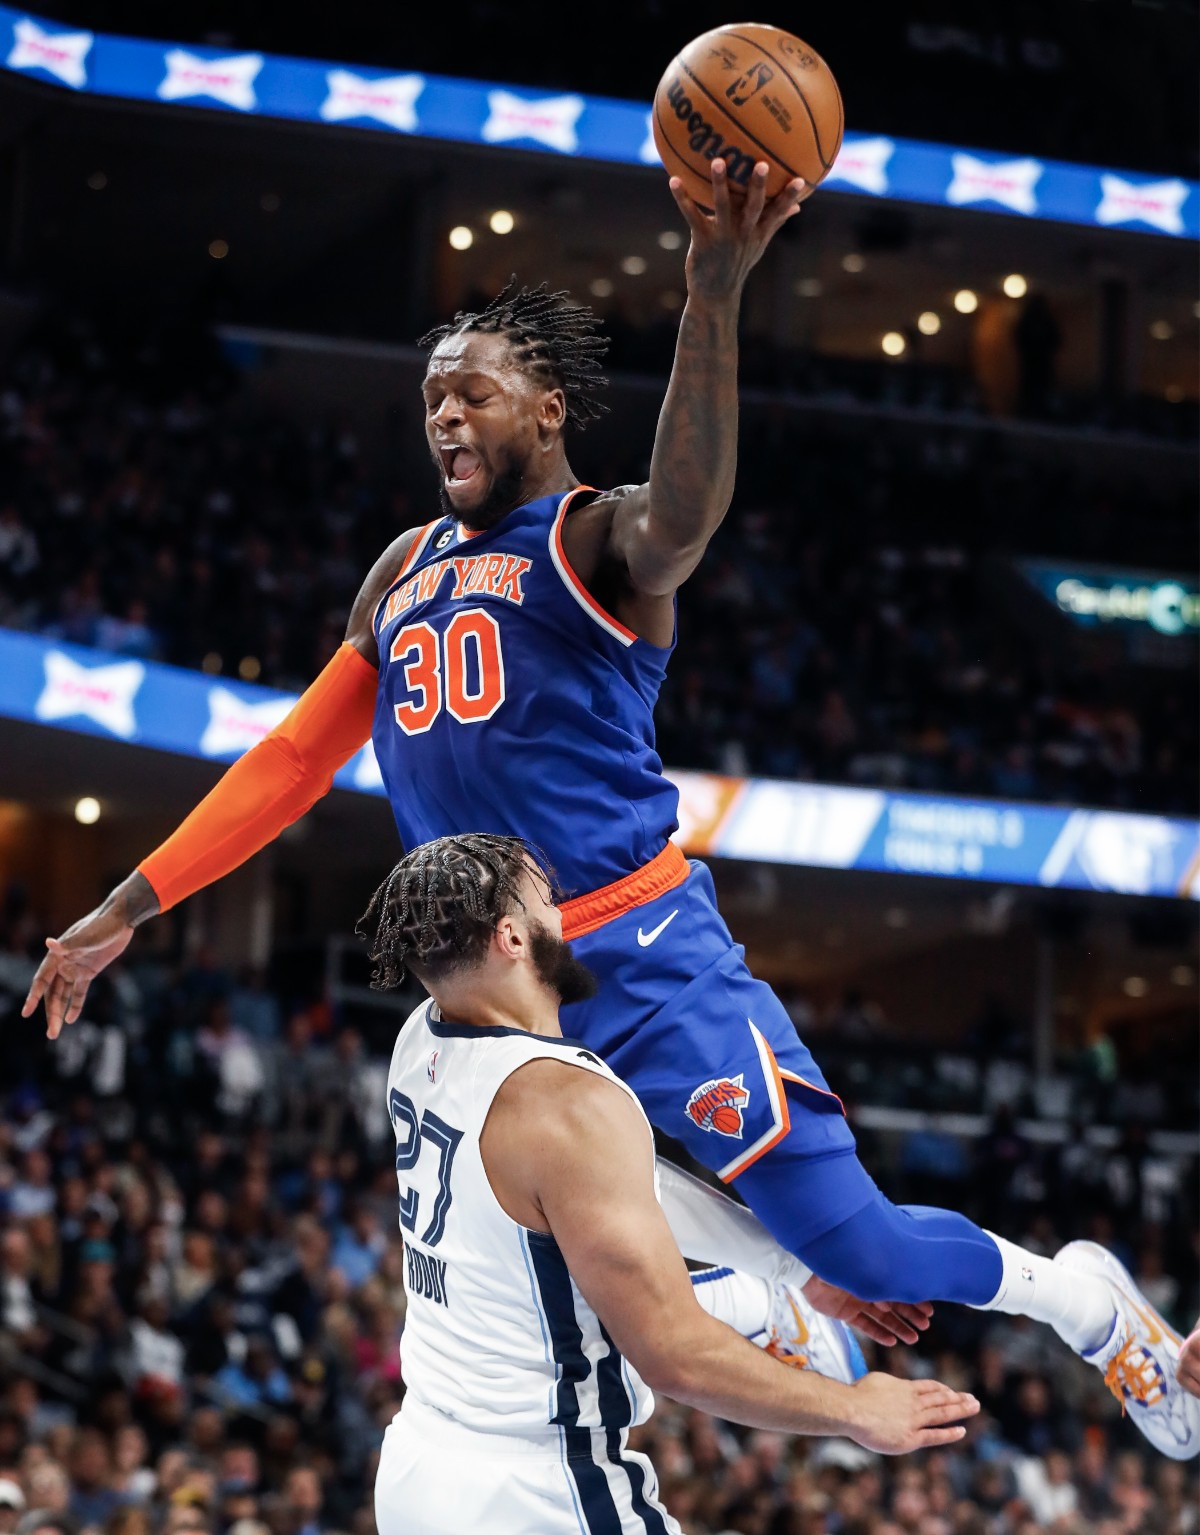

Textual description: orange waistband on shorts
[560,842,689,942]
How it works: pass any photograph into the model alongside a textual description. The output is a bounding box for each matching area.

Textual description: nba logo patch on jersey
[685,1074,750,1138]
[427,1050,440,1083]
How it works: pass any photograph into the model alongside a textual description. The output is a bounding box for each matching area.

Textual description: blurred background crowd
[1,894,1196,1535]
[1,2,1197,1531]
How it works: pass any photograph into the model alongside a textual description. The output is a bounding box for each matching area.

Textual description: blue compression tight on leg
[734,1150,1116,1348]
[798,1191,1003,1307]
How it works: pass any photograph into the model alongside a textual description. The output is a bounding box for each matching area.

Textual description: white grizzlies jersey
[386,999,656,1439]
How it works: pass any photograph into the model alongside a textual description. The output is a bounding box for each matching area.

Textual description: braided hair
[418,279,610,430]
[357,833,555,989]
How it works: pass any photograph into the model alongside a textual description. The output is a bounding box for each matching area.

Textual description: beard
[437,460,527,532]
[528,923,599,1007]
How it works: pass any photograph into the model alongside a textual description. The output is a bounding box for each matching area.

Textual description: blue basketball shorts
[562,857,874,1248]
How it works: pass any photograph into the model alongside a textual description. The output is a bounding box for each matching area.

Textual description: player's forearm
[642,296,740,581]
[137,734,335,911]
[138,642,377,912]
[643,1310,858,1435]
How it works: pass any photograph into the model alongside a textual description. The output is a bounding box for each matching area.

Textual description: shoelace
[1104,1338,1167,1412]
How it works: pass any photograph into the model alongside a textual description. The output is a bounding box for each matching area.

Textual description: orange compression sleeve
[138,643,378,913]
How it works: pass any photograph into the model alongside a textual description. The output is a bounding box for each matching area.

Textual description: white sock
[691,1267,773,1345]
[972,1232,1116,1354]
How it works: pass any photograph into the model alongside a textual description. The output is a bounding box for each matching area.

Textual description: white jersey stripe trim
[519,1228,557,1425]
[716,1021,787,1180]
[548,489,638,648]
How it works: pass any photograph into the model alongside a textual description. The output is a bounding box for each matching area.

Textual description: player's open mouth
[439,445,483,485]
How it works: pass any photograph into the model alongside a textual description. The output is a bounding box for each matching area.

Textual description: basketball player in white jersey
[361,833,979,1535]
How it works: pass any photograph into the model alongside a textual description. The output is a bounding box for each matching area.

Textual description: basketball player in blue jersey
[26,158,1199,1458]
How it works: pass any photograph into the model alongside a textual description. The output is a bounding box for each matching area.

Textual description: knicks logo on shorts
[685,1074,750,1139]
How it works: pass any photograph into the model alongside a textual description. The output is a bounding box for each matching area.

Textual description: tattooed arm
[579,159,803,638]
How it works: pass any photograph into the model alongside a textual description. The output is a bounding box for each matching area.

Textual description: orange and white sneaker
[1055,1240,1200,1460]
[764,1282,869,1384]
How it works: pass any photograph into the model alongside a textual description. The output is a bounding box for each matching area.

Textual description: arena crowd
[0,313,1195,816]
[0,892,1196,1535]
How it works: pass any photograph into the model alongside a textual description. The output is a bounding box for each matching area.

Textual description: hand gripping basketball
[668,157,804,304]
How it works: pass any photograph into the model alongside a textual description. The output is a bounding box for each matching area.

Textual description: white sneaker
[765,1282,868,1385]
[1055,1239,1200,1461]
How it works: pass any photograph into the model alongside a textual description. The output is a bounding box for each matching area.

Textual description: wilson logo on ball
[685,1075,751,1139]
[663,77,757,186]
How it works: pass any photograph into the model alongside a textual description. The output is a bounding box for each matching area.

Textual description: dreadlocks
[418,280,609,430]
[356,833,555,989]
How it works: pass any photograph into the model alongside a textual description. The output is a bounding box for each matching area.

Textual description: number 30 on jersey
[389,607,505,734]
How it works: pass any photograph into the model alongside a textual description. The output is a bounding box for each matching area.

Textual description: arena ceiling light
[1003,273,1028,298]
[917,311,941,335]
[657,230,683,250]
[488,210,515,235]
[448,226,473,250]
[1149,319,1174,340]
[86,170,107,191]
[74,797,101,825]
[881,331,906,356]
[620,255,647,275]
[589,277,614,298]
[841,253,865,274]
[954,289,978,314]
[795,277,822,298]
[208,239,229,260]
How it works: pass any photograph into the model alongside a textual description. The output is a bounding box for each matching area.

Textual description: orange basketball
[711,1104,743,1135]
[652,23,843,209]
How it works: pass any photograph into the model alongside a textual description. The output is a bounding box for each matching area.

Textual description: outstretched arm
[22,530,418,1038]
[606,160,803,601]
[488,1062,976,1450]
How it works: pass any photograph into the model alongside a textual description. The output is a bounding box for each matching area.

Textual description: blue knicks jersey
[371,487,678,897]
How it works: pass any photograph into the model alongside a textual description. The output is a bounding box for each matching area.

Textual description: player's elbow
[630,1350,693,1400]
[622,1316,717,1402]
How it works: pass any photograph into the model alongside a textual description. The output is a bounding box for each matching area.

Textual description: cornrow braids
[356,833,556,989]
[418,279,610,430]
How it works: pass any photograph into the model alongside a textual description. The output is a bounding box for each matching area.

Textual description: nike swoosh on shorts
[637,910,679,947]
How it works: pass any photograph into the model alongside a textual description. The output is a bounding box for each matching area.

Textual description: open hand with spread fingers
[849,1375,980,1456]
[668,157,805,305]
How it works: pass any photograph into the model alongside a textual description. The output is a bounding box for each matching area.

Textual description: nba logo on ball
[685,1075,751,1138]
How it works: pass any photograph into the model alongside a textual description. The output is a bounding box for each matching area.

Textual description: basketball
[711,1104,744,1135]
[652,23,843,209]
